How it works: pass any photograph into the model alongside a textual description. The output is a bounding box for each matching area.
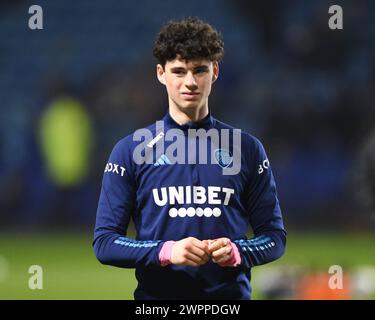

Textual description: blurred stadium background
[1,0,375,299]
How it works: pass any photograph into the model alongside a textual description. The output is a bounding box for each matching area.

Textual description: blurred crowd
[1,0,375,230]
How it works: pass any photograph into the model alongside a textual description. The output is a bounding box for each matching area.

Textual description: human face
[157,56,219,115]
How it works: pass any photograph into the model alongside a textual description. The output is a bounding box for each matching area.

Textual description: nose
[184,71,198,89]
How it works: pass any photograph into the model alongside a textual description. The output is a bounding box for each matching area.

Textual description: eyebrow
[170,65,209,72]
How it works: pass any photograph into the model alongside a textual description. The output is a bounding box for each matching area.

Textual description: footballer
[93,17,286,300]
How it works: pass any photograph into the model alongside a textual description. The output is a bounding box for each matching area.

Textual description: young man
[93,17,286,300]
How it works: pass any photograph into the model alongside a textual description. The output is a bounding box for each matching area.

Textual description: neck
[169,100,209,125]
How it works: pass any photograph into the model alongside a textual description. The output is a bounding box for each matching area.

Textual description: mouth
[181,92,199,95]
[181,92,200,100]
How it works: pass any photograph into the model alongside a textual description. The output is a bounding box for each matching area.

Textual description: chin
[180,102,201,110]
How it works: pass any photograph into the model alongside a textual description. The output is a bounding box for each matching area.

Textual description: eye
[194,68,208,74]
[172,69,186,75]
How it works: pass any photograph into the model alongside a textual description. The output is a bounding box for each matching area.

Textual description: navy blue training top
[93,112,286,300]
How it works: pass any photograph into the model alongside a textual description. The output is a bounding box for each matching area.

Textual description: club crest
[214,149,233,168]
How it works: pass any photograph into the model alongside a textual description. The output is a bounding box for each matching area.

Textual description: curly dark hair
[153,17,224,67]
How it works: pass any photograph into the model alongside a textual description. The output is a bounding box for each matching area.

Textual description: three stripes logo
[154,154,172,166]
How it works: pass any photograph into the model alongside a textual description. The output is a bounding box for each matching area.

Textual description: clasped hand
[170,236,233,267]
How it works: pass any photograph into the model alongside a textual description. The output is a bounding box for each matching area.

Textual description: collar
[162,111,216,132]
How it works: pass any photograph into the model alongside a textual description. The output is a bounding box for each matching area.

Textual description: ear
[156,64,166,85]
[212,61,219,84]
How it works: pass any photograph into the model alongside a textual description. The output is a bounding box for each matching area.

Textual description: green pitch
[0,232,374,299]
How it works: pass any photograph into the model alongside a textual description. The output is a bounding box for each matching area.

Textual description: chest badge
[214,149,233,168]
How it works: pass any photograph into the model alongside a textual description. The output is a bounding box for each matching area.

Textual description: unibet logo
[104,162,126,176]
[152,186,234,218]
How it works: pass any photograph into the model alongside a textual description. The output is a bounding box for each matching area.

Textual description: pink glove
[158,241,175,266]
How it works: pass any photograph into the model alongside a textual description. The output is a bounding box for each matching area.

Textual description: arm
[236,137,286,269]
[205,139,286,269]
[93,139,210,268]
[93,139,164,268]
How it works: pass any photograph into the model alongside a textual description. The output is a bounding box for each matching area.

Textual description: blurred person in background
[33,95,95,227]
[352,70,375,228]
[93,17,286,300]
[356,128,375,225]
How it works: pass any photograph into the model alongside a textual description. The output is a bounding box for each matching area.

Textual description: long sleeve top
[93,112,286,299]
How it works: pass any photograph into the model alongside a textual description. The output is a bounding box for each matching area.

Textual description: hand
[207,237,233,264]
[170,237,211,267]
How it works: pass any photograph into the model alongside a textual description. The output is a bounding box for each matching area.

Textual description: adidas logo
[154,154,172,166]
